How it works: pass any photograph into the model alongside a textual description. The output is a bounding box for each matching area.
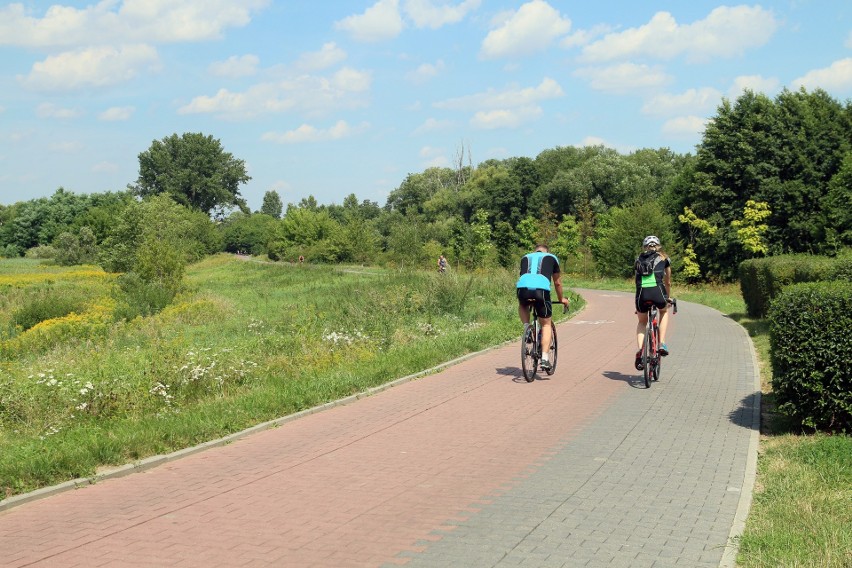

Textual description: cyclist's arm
[552,272,569,305]
[664,265,672,299]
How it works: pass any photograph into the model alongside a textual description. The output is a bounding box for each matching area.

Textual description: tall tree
[260,190,283,219]
[132,133,250,215]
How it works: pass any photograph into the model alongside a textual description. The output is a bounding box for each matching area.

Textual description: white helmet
[642,235,661,247]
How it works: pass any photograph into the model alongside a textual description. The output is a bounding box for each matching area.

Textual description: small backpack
[635,251,661,276]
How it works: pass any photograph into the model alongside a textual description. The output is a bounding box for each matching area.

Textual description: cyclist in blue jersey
[634,235,672,370]
[516,244,569,371]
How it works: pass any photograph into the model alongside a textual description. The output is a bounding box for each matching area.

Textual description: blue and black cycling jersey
[516,252,560,290]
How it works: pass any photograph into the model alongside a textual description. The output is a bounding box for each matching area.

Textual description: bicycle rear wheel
[642,328,652,388]
[545,321,557,375]
[521,323,537,382]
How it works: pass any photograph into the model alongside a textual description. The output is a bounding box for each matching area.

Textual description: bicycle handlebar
[668,297,678,314]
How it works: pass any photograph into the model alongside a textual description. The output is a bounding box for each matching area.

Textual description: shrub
[739,254,837,318]
[25,245,58,259]
[769,281,852,432]
[13,288,87,331]
[112,272,177,321]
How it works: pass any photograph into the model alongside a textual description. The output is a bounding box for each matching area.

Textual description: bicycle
[520,301,567,382]
[640,298,677,388]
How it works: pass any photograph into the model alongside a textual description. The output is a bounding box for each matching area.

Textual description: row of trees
[1,87,850,283]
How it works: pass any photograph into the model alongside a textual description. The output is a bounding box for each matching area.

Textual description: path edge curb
[719,322,762,568]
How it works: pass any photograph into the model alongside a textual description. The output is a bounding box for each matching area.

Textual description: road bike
[640,298,677,388]
[520,301,566,382]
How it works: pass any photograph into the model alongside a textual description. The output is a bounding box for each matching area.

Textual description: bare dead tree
[454,139,473,188]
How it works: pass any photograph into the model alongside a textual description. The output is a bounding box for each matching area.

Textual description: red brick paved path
[1,290,654,567]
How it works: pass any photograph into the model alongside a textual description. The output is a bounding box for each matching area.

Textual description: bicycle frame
[520,300,564,382]
[641,298,676,388]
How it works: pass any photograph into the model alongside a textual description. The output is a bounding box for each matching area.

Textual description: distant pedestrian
[298,255,305,264]
[437,255,447,274]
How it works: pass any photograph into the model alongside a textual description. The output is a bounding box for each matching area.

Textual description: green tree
[731,200,771,256]
[221,212,277,255]
[551,216,582,273]
[132,133,251,215]
[591,201,679,278]
[260,190,283,219]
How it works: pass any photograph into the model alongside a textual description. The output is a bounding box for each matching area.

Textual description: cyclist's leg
[635,291,650,350]
[535,289,554,356]
[658,306,669,346]
[516,289,533,326]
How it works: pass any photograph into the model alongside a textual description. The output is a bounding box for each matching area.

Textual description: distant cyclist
[634,235,672,370]
[437,254,447,274]
[516,244,569,371]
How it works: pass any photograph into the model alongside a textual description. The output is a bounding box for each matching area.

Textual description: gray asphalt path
[0,289,759,568]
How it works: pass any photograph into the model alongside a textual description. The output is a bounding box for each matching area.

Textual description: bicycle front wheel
[652,325,661,381]
[521,324,537,382]
[545,321,557,375]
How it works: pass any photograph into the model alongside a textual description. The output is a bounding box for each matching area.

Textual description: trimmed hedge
[739,253,844,318]
[768,281,852,432]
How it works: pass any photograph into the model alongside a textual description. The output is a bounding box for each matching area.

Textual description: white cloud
[334,0,405,43]
[406,60,445,83]
[641,88,721,117]
[480,0,572,59]
[661,115,708,137]
[470,105,542,129]
[434,77,563,110]
[793,58,852,93]
[728,75,780,98]
[413,117,454,134]
[210,55,259,77]
[0,0,270,48]
[21,44,160,91]
[179,68,372,118]
[579,136,608,148]
[559,24,613,49]
[403,0,481,29]
[92,161,119,172]
[99,106,136,121]
[295,43,347,72]
[261,120,369,143]
[50,141,83,153]
[36,103,82,119]
[574,63,671,94]
[581,6,777,63]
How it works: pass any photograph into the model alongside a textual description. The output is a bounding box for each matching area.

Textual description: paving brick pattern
[0,289,758,567]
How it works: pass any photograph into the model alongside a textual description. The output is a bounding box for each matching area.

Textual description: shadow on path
[602,370,645,389]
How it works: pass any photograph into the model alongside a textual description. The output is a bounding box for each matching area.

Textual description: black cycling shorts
[635,286,667,313]
[517,288,552,318]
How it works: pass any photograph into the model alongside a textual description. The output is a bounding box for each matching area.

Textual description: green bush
[13,288,87,331]
[769,281,852,432]
[739,254,837,318]
[25,245,58,259]
[112,272,177,320]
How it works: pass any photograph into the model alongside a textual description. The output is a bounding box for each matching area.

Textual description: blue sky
[1,1,851,211]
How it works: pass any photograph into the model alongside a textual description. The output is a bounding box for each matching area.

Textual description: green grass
[0,256,584,497]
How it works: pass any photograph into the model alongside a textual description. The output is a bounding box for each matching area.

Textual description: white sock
[541,354,549,362]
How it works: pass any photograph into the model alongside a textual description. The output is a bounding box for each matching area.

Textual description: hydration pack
[635,251,661,276]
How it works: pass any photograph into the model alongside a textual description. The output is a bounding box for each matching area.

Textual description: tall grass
[0,256,584,496]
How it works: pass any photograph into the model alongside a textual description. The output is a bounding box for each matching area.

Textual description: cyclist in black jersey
[634,235,672,369]
[516,244,569,371]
